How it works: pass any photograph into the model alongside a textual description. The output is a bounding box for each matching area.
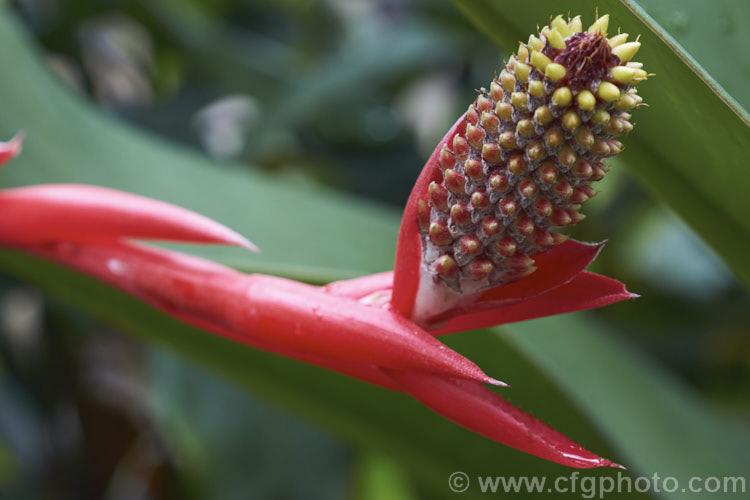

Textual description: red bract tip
[384,370,619,468]
[0,184,258,251]
[0,133,24,169]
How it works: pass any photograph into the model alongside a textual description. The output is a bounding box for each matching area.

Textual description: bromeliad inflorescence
[0,13,648,468]
[417,14,647,297]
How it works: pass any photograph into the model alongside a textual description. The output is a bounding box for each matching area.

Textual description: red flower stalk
[0,13,648,468]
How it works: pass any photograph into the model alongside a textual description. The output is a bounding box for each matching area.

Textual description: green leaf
[452,0,750,289]
[0,437,17,488]
[354,452,417,500]
[635,0,750,113]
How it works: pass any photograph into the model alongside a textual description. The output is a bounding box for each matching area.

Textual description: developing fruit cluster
[418,14,648,293]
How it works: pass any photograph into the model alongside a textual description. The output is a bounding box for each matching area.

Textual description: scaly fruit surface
[418,14,648,294]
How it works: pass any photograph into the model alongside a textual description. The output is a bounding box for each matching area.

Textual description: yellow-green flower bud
[596,81,620,102]
[514,62,531,82]
[611,66,637,84]
[517,43,530,63]
[552,15,570,37]
[496,101,513,121]
[592,108,611,127]
[511,92,528,109]
[614,93,638,111]
[530,50,552,72]
[528,34,544,52]
[500,69,515,92]
[608,33,629,47]
[576,90,596,111]
[545,63,566,81]
[533,105,553,125]
[552,86,572,107]
[612,42,641,63]
[547,28,566,50]
[528,80,545,98]
[588,14,609,36]
[562,110,582,131]
[568,15,583,33]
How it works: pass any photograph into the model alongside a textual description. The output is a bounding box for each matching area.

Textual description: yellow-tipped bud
[511,91,528,109]
[613,42,641,63]
[552,15,570,37]
[552,86,572,107]
[547,28,566,50]
[545,63,566,81]
[528,34,544,52]
[530,50,552,72]
[516,119,535,137]
[592,108,611,126]
[528,80,545,97]
[500,69,515,92]
[614,93,638,111]
[496,101,512,121]
[596,81,621,102]
[490,80,503,101]
[588,14,609,36]
[533,105,553,125]
[632,68,649,81]
[568,15,583,33]
[576,90,596,111]
[608,33,629,47]
[561,110,581,131]
[514,62,531,82]
[517,43,530,62]
[611,66,637,84]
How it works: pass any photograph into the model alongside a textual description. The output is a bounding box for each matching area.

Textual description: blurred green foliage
[0,0,748,499]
